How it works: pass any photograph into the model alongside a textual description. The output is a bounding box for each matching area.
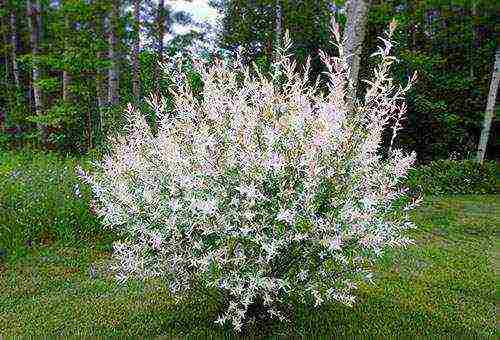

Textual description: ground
[0,195,497,336]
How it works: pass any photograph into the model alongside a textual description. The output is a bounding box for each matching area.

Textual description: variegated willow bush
[78,20,420,332]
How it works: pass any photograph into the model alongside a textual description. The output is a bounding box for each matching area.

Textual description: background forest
[0,0,498,163]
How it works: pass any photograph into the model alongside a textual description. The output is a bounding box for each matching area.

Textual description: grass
[0,149,108,258]
[0,194,497,336]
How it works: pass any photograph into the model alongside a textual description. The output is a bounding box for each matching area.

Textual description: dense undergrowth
[0,149,112,259]
[406,159,498,195]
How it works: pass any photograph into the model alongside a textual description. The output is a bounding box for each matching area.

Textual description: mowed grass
[0,195,497,336]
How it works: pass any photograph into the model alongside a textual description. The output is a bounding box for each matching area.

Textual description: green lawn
[0,195,497,336]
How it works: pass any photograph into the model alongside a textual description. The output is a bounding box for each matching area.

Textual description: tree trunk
[1,0,8,132]
[408,0,416,54]
[107,0,120,105]
[92,0,107,138]
[156,0,165,91]
[93,2,107,131]
[132,0,140,97]
[62,16,72,102]
[62,71,71,101]
[344,0,354,21]
[157,0,165,64]
[96,46,106,131]
[9,8,20,88]
[95,75,105,138]
[28,0,47,145]
[342,0,370,97]
[272,0,282,64]
[476,46,499,163]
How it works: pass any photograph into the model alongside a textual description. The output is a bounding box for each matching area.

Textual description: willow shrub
[78,20,420,332]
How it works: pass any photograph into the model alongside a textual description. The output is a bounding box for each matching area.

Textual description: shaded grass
[0,195,497,336]
[0,149,111,258]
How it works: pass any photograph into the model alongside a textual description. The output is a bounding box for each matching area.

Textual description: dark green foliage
[0,149,110,258]
[221,0,334,78]
[406,160,498,195]
[361,0,498,162]
[220,0,498,163]
[1,0,497,161]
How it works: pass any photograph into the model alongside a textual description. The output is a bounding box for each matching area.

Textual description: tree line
[0,0,498,162]
[0,0,199,151]
[218,0,498,163]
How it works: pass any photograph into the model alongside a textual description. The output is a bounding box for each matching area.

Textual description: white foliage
[78,19,419,332]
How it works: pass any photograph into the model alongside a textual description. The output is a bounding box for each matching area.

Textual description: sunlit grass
[0,195,496,336]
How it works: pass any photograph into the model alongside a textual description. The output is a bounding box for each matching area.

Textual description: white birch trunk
[476,47,500,163]
[9,9,20,88]
[28,0,47,145]
[342,0,370,97]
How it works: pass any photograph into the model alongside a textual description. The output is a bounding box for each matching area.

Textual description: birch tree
[9,6,20,88]
[342,0,370,97]
[272,0,282,65]
[27,0,47,145]
[107,0,120,105]
[477,46,499,163]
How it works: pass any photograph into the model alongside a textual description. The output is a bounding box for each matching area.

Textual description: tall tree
[157,0,165,63]
[155,0,166,91]
[342,0,370,96]
[132,0,140,97]
[62,12,71,102]
[477,46,499,162]
[470,1,476,78]
[107,0,120,105]
[220,0,333,79]
[89,0,107,122]
[272,0,282,64]
[9,4,20,88]
[1,0,9,132]
[27,0,47,145]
